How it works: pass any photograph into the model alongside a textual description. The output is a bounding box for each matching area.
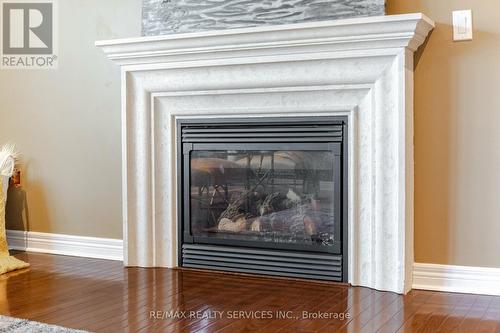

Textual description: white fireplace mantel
[97,13,434,294]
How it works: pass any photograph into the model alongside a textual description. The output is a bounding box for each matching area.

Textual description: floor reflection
[2,252,499,333]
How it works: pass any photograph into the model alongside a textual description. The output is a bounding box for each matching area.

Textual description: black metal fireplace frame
[176,116,348,282]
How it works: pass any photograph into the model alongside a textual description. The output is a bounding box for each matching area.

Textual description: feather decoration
[0,144,20,177]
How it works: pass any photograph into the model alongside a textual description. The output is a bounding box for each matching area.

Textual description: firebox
[177,117,348,282]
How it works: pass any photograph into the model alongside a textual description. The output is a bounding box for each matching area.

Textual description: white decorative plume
[0,143,20,177]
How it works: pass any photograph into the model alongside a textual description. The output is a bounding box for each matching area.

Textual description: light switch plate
[453,10,473,41]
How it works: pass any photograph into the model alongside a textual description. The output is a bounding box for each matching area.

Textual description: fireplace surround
[97,13,434,293]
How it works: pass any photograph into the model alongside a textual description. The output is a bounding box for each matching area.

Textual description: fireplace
[178,117,348,281]
[97,13,434,293]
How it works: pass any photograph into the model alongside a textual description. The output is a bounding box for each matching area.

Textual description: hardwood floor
[0,252,499,332]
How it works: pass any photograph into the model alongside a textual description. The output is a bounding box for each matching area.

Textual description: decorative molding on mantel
[413,263,500,296]
[96,14,434,294]
[96,13,434,66]
[7,230,123,261]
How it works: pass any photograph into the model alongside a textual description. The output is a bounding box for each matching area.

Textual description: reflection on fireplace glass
[189,150,335,247]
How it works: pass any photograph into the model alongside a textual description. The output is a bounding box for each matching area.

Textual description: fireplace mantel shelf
[97,13,434,66]
[97,13,434,294]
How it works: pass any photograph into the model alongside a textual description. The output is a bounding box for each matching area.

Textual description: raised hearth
[97,13,434,293]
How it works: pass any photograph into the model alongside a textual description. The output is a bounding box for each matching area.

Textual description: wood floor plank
[335,292,400,333]
[428,293,477,333]
[316,288,389,332]
[360,290,422,333]
[417,295,465,333]
[0,251,497,333]
[457,295,494,333]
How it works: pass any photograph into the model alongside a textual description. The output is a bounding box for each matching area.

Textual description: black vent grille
[181,123,343,143]
[182,244,342,281]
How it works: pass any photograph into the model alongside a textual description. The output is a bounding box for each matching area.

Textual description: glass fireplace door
[182,142,342,254]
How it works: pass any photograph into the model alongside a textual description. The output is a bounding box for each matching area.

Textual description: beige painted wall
[387,0,500,267]
[0,0,141,239]
[2,0,499,268]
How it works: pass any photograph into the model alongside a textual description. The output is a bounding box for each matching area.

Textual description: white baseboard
[6,232,500,295]
[7,230,123,261]
[413,263,500,296]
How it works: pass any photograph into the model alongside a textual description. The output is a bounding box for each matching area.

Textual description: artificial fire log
[303,215,317,236]
[217,216,247,233]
